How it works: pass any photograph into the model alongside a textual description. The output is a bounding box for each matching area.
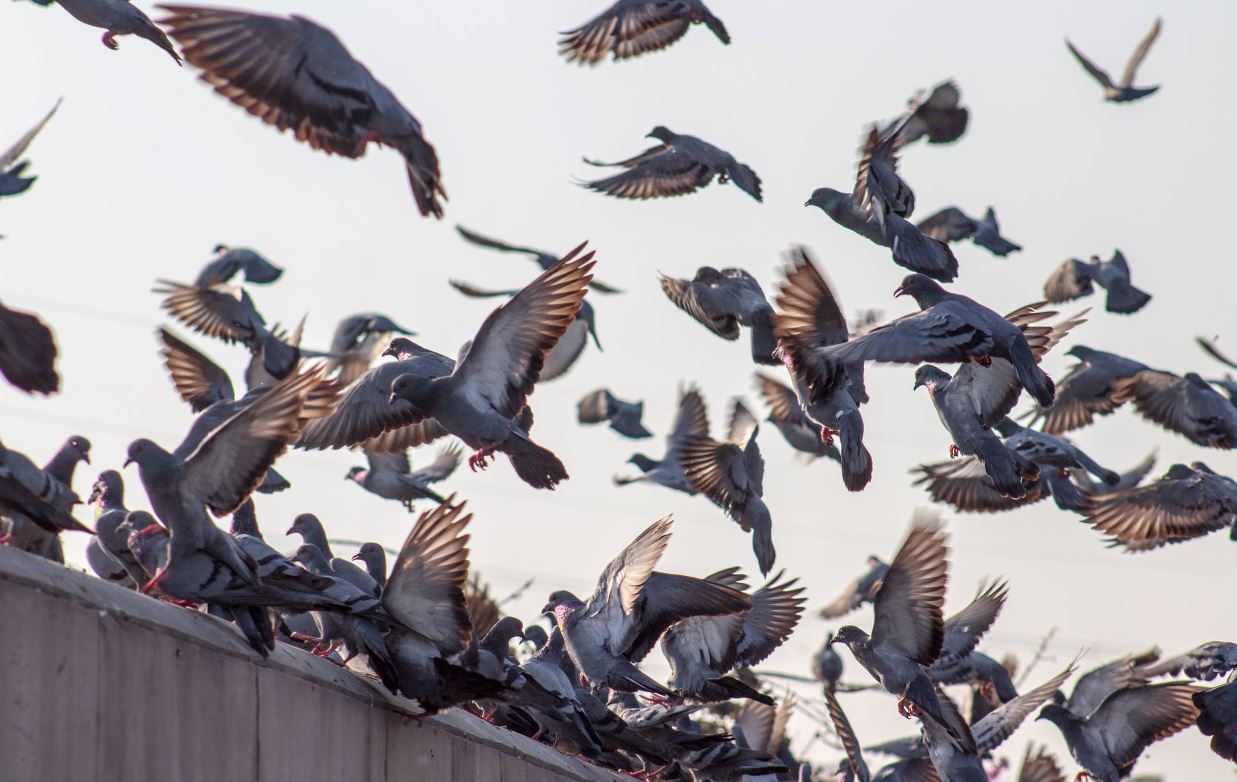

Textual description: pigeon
[924,582,1019,704]
[285,512,375,592]
[457,226,622,293]
[854,113,917,237]
[994,418,1121,486]
[1136,643,1237,682]
[1025,346,1148,434]
[159,5,445,217]
[559,0,729,65]
[153,273,271,348]
[1066,19,1162,103]
[322,313,416,388]
[449,280,601,382]
[805,274,1068,409]
[1044,251,1151,314]
[387,247,595,489]
[830,515,976,750]
[1037,679,1198,782]
[194,245,283,287]
[771,248,873,491]
[345,444,462,511]
[1194,679,1237,762]
[1016,744,1067,782]
[542,515,750,697]
[0,98,59,200]
[1111,369,1237,448]
[0,438,90,544]
[818,555,889,619]
[1069,451,1158,494]
[582,127,761,201]
[1078,462,1237,551]
[12,434,93,559]
[752,372,841,462]
[660,569,804,703]
[917,207,1022,257]
[679,398,778,574]
[659,267,778,365]
[884,80,969,146]
[577,389,653,439]
[507,628,606,757]
[615,385,709,493]
[351,542,388,592]
[1197,336,1237,371]
[48,0,180,63]
[824,686,870,782]
[0,299,59,395]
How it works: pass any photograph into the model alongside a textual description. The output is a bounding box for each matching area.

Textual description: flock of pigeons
[2,2,1235,781]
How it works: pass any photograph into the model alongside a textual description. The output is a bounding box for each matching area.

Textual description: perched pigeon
[582,127,761,201]
[818,555,889,619]
[1044,251,1151,314]
[1066,19,1162,103]
[159,5,445,217]
[615,385,709,493]
[660,569,804,703]
[351,542,388,592]
[1136,643,1237,682]
[884,80,969,146]
[679,399,777,574]
[457,226,622,293]
[831,515,976,749]
[0,99,59,200]
[1025,346,1148,434]
[1078,462,1237,551]
[285,512,375,591]
[771,249,873,491]
[1111,369,1237,448]
[0,438,90,543]
[345,444,462,510]
[0,299,59,395]
[46,0,180,63]
[824,686,870,782]
[559,0,728,65]
[194,245,283,288]
[577,389,653,439]
[660,267,777,365]
[917,207,1022,257]
[322,313,416,388]
[542,515,749,697]
[752,373,841,463]
[1194,679,1237,763]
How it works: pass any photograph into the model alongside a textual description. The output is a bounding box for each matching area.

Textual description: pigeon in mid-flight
[577,389,652,439]
[615,385,709,493]
[1044,250,1151,314]
[917,206,1022,257]
[660,267,777,365]
[1111,369,1237,448]
[193,245,283,287]
[0,299,59,395]
[559,0,729,65]
[1025,345,1148,434]
[1066,18,1162,103]
[345,444,462,511]
[159,5,445,217]
[457,226,622,293]
[38,0,181,63]
[0,99,60,200]
[884,80,969,146]
[582,127,761,201]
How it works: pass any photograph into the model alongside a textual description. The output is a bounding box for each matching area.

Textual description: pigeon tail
[609,658,676,698]
[748,310,779,365]
[904,674,976,752]
[503,436,568,490]
[701,675,775,705]
[1008,339,1055,408]
[749,504,777,576]
[838,411,872,492]
[1045,471,1086,512]
[974,436,1028,499]
[229,605,275,657]
[1104,279,1152,315]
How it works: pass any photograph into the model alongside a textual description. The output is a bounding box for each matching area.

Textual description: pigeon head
[290,543,331,574]
[1064,344,1094,360]
[893,274,947,307]
[64,435,91,464]
[390,372,435,409]
[522,624,549,650]
[831,625,869,648]
[286,512,324,539]
[124,439,172,473]
[484,616,527,652]
[1164,463,1197,481]
[805,187,847,212]
[628,454,658,473]
[89,470,124,507]
[646,126,675,142]
[352,542,387,571]
[1035,702,1075,727]
[345,466,368,484]
[213,243,229,254]
[382,337,419,360]
[694,266,724,284]
[542,590,585,619]
[913,365,951,393]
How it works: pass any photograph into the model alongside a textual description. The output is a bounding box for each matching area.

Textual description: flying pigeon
[582,127,761,201]
[0,98,60,200]
[559,0,728,65]
[615,385,709,493]
[1066,19,1162,103]
[1136,642,1237,682]
[751,373,841,463]
[1111,369,1237,448]
[577,389,653,439]
[1044,250,1151,314]
[321,313,416,388]
[345,443,462,510]
[43,0,180,63]
[457,226,622,293]
[542,515,749,697]
[924,581,1018,703]
[994,418,1120,486]
[1194,679,1237,763]
[0,299,59,395]
[917,207,1022,257]
[824,686,870,781]
[884,80,969,146]
[818,555,889,619]
[159,5,445,216]
[679,398,778,574]
[1025,346,1148,434]
[660,267,778,365]
[194,244,283,287]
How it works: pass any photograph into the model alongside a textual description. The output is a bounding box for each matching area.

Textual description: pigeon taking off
[559,0,728,65]
[1066,18,1162,103]
[52,0,180,63]
[886,80,969,146]
[0,299,59,395]
[159,5,445,217]
[345,444,462,511]
[917,207,1022,257]
[583,127,761,201]
[457,226,622,293]
[1111,369,1237,448]
[1025,346,1148,434]
[577,389,653,439]
[615,385,709,493]
[1079,462,1237,551]
[660,267,777,365]
[0,99,59,200]
[194,245,283,287]
[1044,250,1151,314]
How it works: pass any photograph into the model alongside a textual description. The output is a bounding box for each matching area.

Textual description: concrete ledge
[0,546,623,782]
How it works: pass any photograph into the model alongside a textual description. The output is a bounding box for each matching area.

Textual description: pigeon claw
[1073,774,1093,782]
[819,427,838,447]
[949,443,961,458]
[468,445,497,472]
[102,31,120,50]
[897,696,920,719]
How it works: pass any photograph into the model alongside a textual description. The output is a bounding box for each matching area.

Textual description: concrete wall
[0,547,622,782]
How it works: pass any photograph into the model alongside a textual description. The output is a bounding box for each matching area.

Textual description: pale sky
[3,0,1236,777]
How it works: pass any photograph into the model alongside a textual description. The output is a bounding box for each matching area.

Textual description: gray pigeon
[1111,369,1237,448]
[752,372,841,463]
[813,633,845,692]
[818,555,889,619]
[925,582,1015,698]
[614,385,709,493]
[830,515,976,750]
[917,207,1022,257]
[0,438,90,545]
[345,444,462,511]
[1066,19,1162,103]
[1136,643,1237,682]
[194,245,283,287]
[1025,346,1148,434]
[994,418,1121,486]
[153,274,270,348]
[679,399,777,575]
[660,267,778,364]
[583,126,761,201]
[1079,462,1237,551]
[159,5,444,216]
[577,389,653,439]
[48,0,180,62]
[322,313,416,388]
[1194,679,1237,763]
[7,435,93,561]
[457,226,622,293]
[824,686,870,782]
[0,99,59,200]
[884,80,969,146]
[285,512,375,593]
[1044,250,1151,314]
[506,628,605,757]
[351,542,387,592]
[541,515,750,697]
[559,0,728,64]
[387,248,596,489]
[0,298,59,394]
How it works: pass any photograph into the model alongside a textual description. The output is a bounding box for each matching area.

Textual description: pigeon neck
[44,448,84,485]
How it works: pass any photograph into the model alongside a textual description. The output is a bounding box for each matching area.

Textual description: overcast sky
[3,0,1235,777]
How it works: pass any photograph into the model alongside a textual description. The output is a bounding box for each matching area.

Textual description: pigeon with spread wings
[1066,18,1162,103]
[583,126,761,202]
[559,0,729,65]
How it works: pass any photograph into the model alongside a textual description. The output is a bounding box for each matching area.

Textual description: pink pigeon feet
[1074,774,1093,782]
[819,427,839,447]
[0,532,12,545]
[468,445,497,472]
[141,567,169,596]
[102,31,120,50]
[949,443,961,458]
[897,696,920,719]
[353,130,382,156]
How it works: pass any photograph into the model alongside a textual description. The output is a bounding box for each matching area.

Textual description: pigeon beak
[82,453,91,465]
[284,525,296,537]
[351,552,363,562]
[388,392,399,405]
[540,602,554,616]
[893,284,907,298]
[122,457,134,468]
[803,199,812,207]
